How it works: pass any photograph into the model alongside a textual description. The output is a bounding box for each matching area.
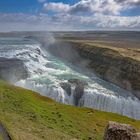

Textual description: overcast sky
[0,0,140,31]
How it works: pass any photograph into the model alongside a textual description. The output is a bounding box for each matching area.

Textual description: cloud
[0,0,139,31]
[43,0,140,15]
[114,0,140,10]
[0,13,75,31]
[44,2,70,12]
[43,0,122,15]
[115,0,140,5]
[52,13,140,29]
[69,0,122,15]
[0,13,139,32]
[93,14,140,28]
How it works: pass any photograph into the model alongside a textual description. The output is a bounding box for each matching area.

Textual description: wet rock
[60,82,71,96]
[104,121,140,140]
[60,79,88,106]
[69,79,88,106]
[74,83,85,106]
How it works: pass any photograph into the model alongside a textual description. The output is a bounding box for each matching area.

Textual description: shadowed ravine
[0,36,140,120]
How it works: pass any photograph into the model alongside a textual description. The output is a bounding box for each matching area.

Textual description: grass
[0,80,140,140]
[0,134,3,140]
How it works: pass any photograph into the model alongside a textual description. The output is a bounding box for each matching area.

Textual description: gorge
[0,32,140,120]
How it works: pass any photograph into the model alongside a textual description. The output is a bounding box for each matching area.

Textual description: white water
[0,36,140,120]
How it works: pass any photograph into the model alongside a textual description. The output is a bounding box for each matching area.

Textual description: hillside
[0,81,140,140]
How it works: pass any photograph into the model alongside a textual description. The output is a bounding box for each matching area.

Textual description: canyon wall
[59,40,140,99]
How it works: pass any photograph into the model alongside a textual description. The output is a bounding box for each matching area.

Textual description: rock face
[67,41,140,100]
[104,121,140,140]
[60,79,88,106]
[0,57,28,83]
[60,82,71,96]
[68,79,87,106]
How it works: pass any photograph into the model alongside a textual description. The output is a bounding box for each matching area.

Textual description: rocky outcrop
[60,82,71,96]
[0,57,28,83]
[60,79,88,106]
[69,79,88,106]
[66,41,140,100]
[104,121,140,140]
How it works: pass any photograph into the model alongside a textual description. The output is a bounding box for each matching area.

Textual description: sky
[0,0,140,31]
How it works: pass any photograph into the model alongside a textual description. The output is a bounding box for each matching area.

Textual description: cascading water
[0,36,140,120]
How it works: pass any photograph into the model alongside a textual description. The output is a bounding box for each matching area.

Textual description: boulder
[104,121,140,140]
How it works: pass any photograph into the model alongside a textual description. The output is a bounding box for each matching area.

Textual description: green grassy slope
[0,135,3,140]
[0,81,140,140]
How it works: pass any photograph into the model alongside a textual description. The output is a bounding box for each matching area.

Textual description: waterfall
[16,79,140,120]
[82,88,140,119]
[1,36,140,120]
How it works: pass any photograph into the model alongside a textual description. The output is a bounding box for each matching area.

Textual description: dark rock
[68,79,88,106]
[60,79,88,106]
[74,84,84,106]
[0,57,28,83]
[104,121,140,140]
[60,82,71,96]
